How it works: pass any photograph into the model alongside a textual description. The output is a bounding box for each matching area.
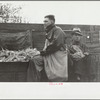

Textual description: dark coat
[40,24,67,56]
[68,41,89,76]
[42,25,68,81]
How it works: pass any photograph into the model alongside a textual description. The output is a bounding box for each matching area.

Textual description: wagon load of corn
[0,48,40,62]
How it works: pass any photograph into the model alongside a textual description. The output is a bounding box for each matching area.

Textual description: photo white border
[0,82,100,99]
[0,1,100,99]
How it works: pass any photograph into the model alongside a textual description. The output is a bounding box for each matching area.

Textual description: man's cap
[72,28,82,36]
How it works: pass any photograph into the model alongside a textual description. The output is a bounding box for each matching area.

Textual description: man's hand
[70,52,85,61]
[40,50,47,56]
[36,51,40,55]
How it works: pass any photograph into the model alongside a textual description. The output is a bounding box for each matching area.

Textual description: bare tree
[0,3,22,23]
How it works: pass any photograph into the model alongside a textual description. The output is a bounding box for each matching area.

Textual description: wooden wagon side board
[0,62,28,82]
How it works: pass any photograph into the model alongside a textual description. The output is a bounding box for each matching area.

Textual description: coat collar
[45,24,55,33]
[72,40,81,45]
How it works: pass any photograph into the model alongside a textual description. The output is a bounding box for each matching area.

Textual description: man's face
[72,34,81,42]
[43,17,52,29]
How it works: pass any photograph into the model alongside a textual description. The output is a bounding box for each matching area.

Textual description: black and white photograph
[0,1,100,99]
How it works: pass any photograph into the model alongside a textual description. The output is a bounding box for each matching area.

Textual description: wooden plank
[0,62,28,72]
[99,31,100,43]
[0,23,44,31]
[0,23,93,32]
[88,53,100,82]
[32,31,45,50]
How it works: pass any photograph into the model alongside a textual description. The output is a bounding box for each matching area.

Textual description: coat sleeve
[41,28,65,56]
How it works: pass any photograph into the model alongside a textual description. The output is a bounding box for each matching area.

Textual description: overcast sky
[1,1,100,25]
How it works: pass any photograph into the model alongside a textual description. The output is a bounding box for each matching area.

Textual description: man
[68,28,89,82]
[27,15,68,82]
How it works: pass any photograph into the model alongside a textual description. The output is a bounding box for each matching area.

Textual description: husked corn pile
[0,48,40,62]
